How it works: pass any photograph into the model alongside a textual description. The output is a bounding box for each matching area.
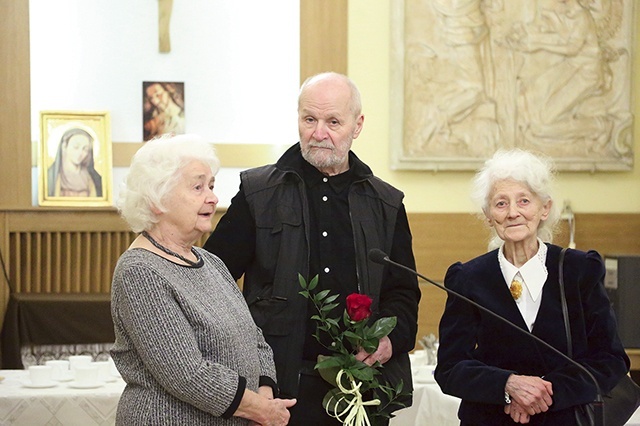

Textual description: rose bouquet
[299,274,409,426]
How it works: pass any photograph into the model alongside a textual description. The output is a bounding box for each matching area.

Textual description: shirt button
[322,231,328,237]
[323,177,328,183]
[322,196,328,202]
[324,267,330,273]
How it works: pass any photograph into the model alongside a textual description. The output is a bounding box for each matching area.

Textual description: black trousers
[287,372,342,426]
[286,372,390,426]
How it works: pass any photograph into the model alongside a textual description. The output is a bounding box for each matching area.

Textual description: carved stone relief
[391,0,634,171]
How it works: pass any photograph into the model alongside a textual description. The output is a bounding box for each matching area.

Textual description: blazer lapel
[480,255,530,331]
[531,245,568,355]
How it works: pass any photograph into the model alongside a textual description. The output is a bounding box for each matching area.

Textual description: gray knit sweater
[110,247,277,425]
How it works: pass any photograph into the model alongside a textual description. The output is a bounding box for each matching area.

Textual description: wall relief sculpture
[390,0,634,171]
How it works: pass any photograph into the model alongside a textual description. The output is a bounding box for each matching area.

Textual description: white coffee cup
[93,361,112,382]
[68,355,92,372]
[28,365,53,386]
[74,364,99,386]
[45,360,70,381]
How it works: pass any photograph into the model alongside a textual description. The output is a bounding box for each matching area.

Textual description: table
[390,381,460,426]
[0,369,124,426]
[390,353,461,425]
[1,293,114,369]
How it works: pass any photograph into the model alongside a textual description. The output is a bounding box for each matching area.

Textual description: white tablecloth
[0,369,125,426]
[390,381,460,426]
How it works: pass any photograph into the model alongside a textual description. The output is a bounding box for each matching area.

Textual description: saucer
[68,381,104,389]
[54,372,75,382]
[22,380,58,389]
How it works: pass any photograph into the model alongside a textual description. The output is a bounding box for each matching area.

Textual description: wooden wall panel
[299,0,348,82]
[0,0,31,208]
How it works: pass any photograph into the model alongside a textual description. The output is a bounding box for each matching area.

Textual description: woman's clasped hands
[504,374,553,424]
[242,386,296,426]
[256,398,296,426]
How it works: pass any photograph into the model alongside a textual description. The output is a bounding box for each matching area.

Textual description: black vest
[239,162,411,401]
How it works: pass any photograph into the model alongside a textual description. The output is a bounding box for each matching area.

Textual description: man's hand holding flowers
[299,275,409,426]
[345,294,394,367]
[356,335,393,367]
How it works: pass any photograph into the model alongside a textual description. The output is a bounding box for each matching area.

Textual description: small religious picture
[143,81,185,141]
[38,111,113,207]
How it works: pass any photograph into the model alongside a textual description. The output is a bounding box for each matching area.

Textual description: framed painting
[143,81,185,141]
[38,111,113,207]
[390,0,634,171]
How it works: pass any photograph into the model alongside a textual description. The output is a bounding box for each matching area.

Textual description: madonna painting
[39,111,113,207]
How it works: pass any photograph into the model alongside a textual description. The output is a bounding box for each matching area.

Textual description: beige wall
[347,1,640,214]
[3,1,638,214]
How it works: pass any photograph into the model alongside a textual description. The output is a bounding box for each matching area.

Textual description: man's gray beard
[301,148,340,171]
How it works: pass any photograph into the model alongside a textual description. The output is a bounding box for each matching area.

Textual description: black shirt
[302,159,359,360]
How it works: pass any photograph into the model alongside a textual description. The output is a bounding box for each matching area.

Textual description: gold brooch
[510,279,523,300]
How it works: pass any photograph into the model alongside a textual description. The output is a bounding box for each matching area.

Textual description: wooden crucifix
[158,0,173,53]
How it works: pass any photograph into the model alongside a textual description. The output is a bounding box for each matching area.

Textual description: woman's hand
[248,386,277,425]
[235,388,296,426]
[504,400,531,424]
[258,398,297,426]
[505,374,553,415]
[257,385,274,400]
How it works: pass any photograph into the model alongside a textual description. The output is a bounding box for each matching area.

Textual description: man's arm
[377,204,421,355]
[203,185,256,280]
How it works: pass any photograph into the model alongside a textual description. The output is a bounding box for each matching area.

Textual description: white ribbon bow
[325,369,381,426]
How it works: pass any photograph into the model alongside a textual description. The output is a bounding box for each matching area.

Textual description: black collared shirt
[301,159,359,360]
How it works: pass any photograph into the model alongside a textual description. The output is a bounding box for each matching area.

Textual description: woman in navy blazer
[435,149,629,425]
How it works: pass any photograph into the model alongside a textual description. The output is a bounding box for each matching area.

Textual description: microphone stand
[368,249,604,426]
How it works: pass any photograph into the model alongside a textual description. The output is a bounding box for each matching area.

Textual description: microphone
[368,248,605,426]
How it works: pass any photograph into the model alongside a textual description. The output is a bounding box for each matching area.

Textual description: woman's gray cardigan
[110,248,277,425]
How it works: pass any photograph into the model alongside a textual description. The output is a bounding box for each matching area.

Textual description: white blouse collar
[498,239,548,302]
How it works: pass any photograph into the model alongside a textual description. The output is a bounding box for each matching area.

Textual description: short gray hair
[471,149,561,248]
[117,134,220,233]
[298,72,362,118]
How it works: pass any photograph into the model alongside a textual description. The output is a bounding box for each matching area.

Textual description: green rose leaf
[367,316,397,340]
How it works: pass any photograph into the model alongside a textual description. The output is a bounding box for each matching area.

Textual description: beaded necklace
[142,231,203,267]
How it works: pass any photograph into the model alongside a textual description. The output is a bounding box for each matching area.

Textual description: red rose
[346,293,372,322]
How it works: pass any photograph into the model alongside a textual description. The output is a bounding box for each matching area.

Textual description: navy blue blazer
[435,244,629,426]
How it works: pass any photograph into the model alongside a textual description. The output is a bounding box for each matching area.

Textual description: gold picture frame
[38,111,113,207]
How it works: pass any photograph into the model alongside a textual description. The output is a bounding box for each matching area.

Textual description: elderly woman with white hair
[110,134,295,425]
[435,149,629,425]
